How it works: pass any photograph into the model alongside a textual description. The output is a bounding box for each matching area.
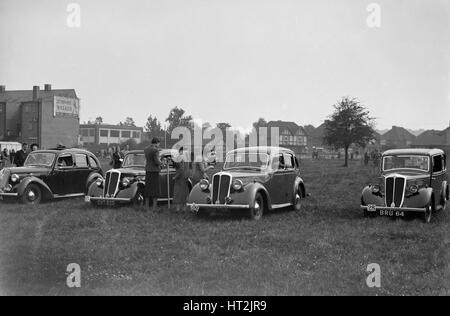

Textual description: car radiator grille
[104,170,121,197]
[211,173,232,204]
[385,176,406,207]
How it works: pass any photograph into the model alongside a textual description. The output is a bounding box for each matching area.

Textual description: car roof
[227,146,294,156]
[126,149,178,156]
[33,148,96,156]
[383,148,444,156]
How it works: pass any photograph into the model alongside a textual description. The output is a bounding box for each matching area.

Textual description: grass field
[0,159,449,296]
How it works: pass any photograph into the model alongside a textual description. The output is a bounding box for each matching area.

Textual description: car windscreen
[223,152,269,170]
[24,152,56,167]
[383,155,429,172]
[122,153,146,168]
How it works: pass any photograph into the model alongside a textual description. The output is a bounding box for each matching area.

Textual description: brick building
[0,84,80,149]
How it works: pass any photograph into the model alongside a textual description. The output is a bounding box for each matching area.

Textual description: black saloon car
[0,148,103,204]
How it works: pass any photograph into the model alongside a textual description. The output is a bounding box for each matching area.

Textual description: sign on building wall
[53,96,80,118]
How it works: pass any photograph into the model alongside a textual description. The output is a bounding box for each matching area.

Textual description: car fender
[403,187,433,209]
[116,182,140,199]
[85,172,103,190]
[294,177,306,198]
[87,181,103,197]
[239,182,271,210]
[187,183,210,204]
[17,176,53,199]
[361,185,384,206]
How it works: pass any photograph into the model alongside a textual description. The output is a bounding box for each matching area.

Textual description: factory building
[0,84,80,149]
[80,124,143,147]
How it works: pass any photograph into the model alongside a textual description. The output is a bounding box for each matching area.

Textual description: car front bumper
[361,205,427,214]
[0,192,18,199]
[187,203,250,212]
[85,196,132,206]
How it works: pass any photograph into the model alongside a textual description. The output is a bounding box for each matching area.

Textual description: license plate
[84,196,91,202]
[379,210,405,217]
[367,204,377,212]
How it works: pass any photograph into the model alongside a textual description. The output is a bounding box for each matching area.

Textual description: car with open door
[85,149,192,207]
[361,148,448,223]
[0,148,103,205]
[187,146,307,220]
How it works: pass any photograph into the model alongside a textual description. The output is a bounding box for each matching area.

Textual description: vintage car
[0,148,103,205]
[187,146,307,220]
[85,149,192,207]
[361,148,449,223]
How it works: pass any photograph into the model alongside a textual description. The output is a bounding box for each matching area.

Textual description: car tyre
[133,189,146,207]
[248,192,264,220]
[21,183,42,205]
[294,191,302,212]
[424,204,432,223]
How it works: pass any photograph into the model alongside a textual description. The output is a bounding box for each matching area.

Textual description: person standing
[0,148,8,169]
[30,143,39,152]
[172,147,189,212]
[14,143,28,167]
[111,146,123,169]
[189,151,208,185]
[364,151,370,166]
[9,149,15,165]
[144,138,162,212]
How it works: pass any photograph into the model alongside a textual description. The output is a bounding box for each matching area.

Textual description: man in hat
[144,137,162,211]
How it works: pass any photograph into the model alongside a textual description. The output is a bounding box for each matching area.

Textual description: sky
[1,0,449,132]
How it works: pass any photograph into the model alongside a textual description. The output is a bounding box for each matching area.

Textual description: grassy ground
[0,159,449,296]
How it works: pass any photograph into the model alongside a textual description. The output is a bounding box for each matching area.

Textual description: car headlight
[199,179,209,191]
[232,179,244,191]
[409,184,419,194]
[122,177,131,188]
[4,184,12,192]
[96,179,104,187]
[371,184,380,193]
[11,174,20,183]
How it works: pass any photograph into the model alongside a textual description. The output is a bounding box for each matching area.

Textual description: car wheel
[424,204,432,223]
[293,192,302,211]
[133,189,145,207]
[248,192,264,220]
[21,183,42,205]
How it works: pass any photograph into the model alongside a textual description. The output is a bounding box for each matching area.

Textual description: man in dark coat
[144,138,162,211]
[14,143,28,167]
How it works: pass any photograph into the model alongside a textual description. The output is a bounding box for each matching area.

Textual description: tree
[145,115,163,139]
[323,97,375,167]
[252,118,267,130]
[95,116,103,124]
[216,122,231,131]
[122,117,136,127]
[165,107,193,134]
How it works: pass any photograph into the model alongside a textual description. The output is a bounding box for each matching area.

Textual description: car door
[267,153,289,206]
[74,153,92,193]
[50,153,76,195]
[282,153,298,203]
[431,154,445,207]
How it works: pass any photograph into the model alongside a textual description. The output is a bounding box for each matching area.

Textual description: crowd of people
[0,143,39,169]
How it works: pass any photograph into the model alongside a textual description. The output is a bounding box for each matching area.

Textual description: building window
[133,131,140,138]
[100,130,108,137]
[110,130,120,138]
[89,129,95,137]
[121,131,131,138]
[81,129,89,137]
